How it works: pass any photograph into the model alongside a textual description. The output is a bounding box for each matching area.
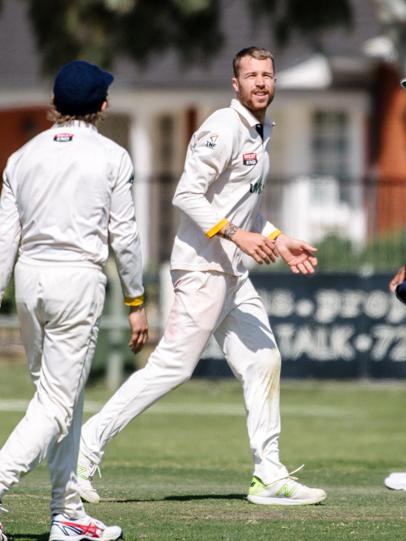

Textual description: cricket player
[77,46,326,506]
[384,76,406,491]
[384,265,406,490]
[0,60,147,541]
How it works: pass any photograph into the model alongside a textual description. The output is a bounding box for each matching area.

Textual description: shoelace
[87,463,102,481]
[79,462,102,481]
[267,464,305,487]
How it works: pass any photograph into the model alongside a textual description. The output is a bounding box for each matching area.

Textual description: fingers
[129,328,149,354]
[288,254,317,274]
[252,237,278,264]
[389,267,406,292]
[254,246,276,264]
[299,242,318,253]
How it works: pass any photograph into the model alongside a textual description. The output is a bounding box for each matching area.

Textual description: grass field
[2,360,406,540]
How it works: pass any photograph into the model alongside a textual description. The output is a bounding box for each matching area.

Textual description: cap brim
[401,78,406,89]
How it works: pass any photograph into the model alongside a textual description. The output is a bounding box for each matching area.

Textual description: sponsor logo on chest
[243,152,257,166]
[53,133,74,142]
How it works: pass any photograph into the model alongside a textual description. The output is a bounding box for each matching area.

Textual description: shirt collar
[230,98,273,132]
[52,120,98,131]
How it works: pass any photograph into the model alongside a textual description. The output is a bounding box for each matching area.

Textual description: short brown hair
[233,47,275,77]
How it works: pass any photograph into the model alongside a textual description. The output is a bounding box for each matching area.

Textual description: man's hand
[221,225,278,265]
[275,233,318,274]
[389,265,406,292]
[128,306,148,354]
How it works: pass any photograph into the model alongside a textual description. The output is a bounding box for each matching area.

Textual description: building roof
[0,0,381,90]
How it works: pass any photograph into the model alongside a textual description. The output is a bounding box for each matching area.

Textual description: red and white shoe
[49,513,122,541]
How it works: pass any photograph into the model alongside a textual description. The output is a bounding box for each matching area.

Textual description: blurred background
[0,0,405,385]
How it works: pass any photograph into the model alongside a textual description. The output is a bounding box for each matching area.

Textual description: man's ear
[231,77,239,94]
[101,100,108,112]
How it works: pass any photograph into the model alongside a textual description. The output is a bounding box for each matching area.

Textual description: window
[312,111,349,179]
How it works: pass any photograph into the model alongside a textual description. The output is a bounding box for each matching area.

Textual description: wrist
[219,223,239,241]
[129,304,144,313]
[275,232,288,245]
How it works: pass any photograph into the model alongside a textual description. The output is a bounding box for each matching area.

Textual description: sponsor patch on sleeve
[243,152,257,166]
[204,134,218,149]
[53,133,74,142]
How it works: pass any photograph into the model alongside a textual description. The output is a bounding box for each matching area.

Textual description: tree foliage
[21,0,352,74]
[250,0,352,47]
[25,0,222,73]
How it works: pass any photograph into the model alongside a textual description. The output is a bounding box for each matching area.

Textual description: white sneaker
[77,459,101,504]
[384,472,406,490]
[247,465,327,506]
[0,523,7,541]
[49,513,122,541]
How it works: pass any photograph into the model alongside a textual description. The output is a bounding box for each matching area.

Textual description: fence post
[105,262,125,391]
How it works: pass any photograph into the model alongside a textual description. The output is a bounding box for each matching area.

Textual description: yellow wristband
[124,294,144,307]
[268,228,282,240]
[206,218,229,238]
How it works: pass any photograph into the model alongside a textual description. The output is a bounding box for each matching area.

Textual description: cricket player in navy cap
[0,60,147,540]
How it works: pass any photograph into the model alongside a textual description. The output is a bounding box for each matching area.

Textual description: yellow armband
[268,228,282,240]
[206,218,229,238]
[124,294,144,307]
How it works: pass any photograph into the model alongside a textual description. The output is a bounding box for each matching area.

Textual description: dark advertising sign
[198,272,406,379]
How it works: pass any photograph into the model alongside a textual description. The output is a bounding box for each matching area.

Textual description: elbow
[172,191,188,213]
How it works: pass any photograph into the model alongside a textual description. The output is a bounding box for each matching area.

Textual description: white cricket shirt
[0,121,144,303]
[171,98,278,276]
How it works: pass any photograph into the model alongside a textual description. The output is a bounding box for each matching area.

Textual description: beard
[239,88,275,113]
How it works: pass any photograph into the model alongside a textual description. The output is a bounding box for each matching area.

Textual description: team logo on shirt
[53,133,74,142]
[243,152,257,166]
[205,135,218,149]
[250,180,264,194]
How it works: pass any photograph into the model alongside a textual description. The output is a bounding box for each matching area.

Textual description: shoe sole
[384,482,406,490]
[247,494,326,506]
[49,531,122,541]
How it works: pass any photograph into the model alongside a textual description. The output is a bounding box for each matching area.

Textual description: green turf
[1,359,406,540]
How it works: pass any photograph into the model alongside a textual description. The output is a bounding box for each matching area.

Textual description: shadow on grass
[165,494,245,502]
[102,493,246,503]
[9,534,49,541]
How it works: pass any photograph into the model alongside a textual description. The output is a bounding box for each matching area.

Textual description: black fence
[144,174,406,272]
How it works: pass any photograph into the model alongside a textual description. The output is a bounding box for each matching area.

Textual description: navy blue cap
[53,60,114,116]
[395,280,406,305]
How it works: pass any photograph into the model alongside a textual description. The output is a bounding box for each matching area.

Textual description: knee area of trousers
[249,348,281,376]
[34,393,74,437]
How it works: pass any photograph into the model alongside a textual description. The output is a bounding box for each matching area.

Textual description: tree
[21,0,352,74]
[370,0,406,73]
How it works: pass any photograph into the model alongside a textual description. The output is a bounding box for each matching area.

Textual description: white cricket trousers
[0,257,106,517]
[81,270,288,484]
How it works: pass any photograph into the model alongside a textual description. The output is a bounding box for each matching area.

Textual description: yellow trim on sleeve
[206,218,229,238]
[124,294,144,307]
[268,228,282,240]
